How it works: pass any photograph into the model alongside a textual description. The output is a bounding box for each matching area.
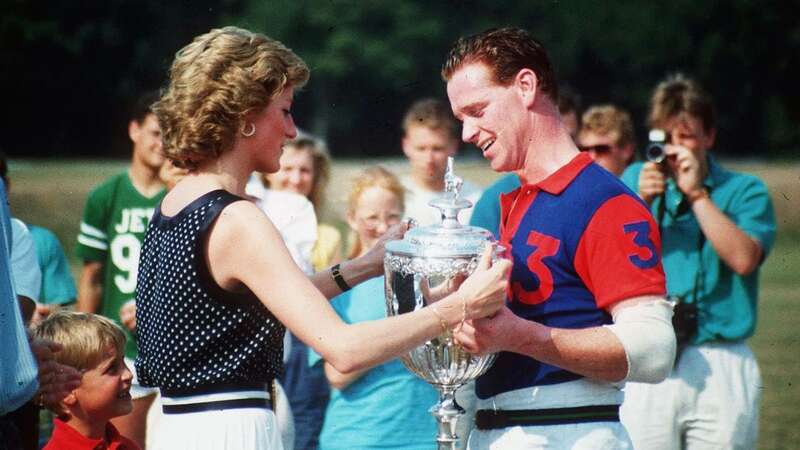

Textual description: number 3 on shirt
[513,231,560,305]
[623,221,659,269]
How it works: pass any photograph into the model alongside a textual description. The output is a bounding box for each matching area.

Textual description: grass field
[9,157,800,450]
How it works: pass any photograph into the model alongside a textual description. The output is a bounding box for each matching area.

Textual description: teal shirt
[621,157,776,343]
[309,276,437,450]
[29,225,76,305]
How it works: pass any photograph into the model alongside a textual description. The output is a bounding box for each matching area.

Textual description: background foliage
[2,0,798,158]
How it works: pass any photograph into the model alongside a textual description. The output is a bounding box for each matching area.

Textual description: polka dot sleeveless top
[135,190,285,395]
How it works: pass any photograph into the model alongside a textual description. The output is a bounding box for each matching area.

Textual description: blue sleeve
[0,181,39,414]
[727,175,777,258]
[33,227,77,305]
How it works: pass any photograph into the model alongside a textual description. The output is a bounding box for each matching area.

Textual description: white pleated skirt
[151,407,282,450]
[151,390,283,450]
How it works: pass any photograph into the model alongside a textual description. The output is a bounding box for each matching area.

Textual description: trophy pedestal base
[431,386,465,450]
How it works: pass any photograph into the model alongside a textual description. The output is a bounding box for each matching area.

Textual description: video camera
[645,129,668,163]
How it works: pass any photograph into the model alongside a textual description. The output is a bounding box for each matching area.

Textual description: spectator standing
[401,98,482,227]
[620,74,776,450]
[310,166,438,450]
[576,104,636,177]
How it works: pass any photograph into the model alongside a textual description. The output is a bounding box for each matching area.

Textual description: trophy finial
[444,157,463,200]
[430,156,472,228]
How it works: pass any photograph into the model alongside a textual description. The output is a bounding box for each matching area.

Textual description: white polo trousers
[620,341,761,450]
[466,378,631,450]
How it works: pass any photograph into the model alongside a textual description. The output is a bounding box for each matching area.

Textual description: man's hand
[30,303,54,327]
[637,162,667,205]
[119,300,136,332]
[453,305,520,355]
[664,144,704,196]
[29,337,82,414]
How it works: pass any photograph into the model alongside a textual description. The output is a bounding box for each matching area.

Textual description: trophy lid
[386,157,497,258]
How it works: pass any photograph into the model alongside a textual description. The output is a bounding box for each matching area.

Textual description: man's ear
[621,143,635,159]
[62,391,77,407]
[54,390,78,418]
[515,68,539,109]
[128,119,141,144]
[401,134,412,158]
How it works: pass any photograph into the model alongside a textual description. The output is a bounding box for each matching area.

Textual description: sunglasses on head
[579,144,612,153]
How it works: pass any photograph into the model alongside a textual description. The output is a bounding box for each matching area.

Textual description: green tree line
[2,0,797,159]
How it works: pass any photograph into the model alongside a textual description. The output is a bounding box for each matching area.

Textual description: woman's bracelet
[429,304,449,335]
[331,263,351,292]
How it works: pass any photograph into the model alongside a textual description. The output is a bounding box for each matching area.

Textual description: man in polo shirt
[469,89,582,239]
[442,27,676,449]
[620,75,776,450]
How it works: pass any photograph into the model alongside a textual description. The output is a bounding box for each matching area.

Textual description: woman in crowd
[263,136,342,271]
[311,166,438,450]
[135,26,510,450]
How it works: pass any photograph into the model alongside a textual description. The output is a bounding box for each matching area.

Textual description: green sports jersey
[76,172,166,359]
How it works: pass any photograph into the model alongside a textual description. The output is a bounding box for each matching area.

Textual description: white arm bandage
[604,299,676,383]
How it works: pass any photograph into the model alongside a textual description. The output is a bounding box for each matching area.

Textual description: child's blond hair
[346,166,405,259]
[34,311,126,371]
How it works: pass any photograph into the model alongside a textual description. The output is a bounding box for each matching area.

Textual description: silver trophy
[385,157,500,450]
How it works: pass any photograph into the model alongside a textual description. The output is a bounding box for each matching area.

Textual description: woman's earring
[242,122,256,137]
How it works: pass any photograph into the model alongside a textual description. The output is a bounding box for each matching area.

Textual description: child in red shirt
[35,311,139,449]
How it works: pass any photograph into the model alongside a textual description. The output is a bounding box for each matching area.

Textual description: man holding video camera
[620,74,776,450]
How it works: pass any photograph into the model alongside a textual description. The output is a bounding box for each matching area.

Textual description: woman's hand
[451,245,511,322]
[119,300,137,332]
[358,220,410,277]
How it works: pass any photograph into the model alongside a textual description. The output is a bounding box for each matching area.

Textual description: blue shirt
[29,225,77,305]
[621,157,776,343]
[469,173,520,238]
[0,180,39,415]
[309,276,437,450]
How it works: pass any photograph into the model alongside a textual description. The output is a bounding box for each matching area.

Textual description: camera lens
[645,129,668,163]
[645,143,666,163]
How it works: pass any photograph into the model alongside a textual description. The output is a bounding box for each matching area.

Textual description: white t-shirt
[246,174,317,275]
[401,177,483,227]
[10,218,41,302]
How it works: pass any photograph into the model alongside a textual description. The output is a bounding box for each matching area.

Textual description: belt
[475,404,620,429]
[162,398,272,414]
[160,382,273,415]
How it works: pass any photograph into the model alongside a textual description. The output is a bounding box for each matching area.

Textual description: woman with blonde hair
[135,26,510,449]
[311,166,438,449]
